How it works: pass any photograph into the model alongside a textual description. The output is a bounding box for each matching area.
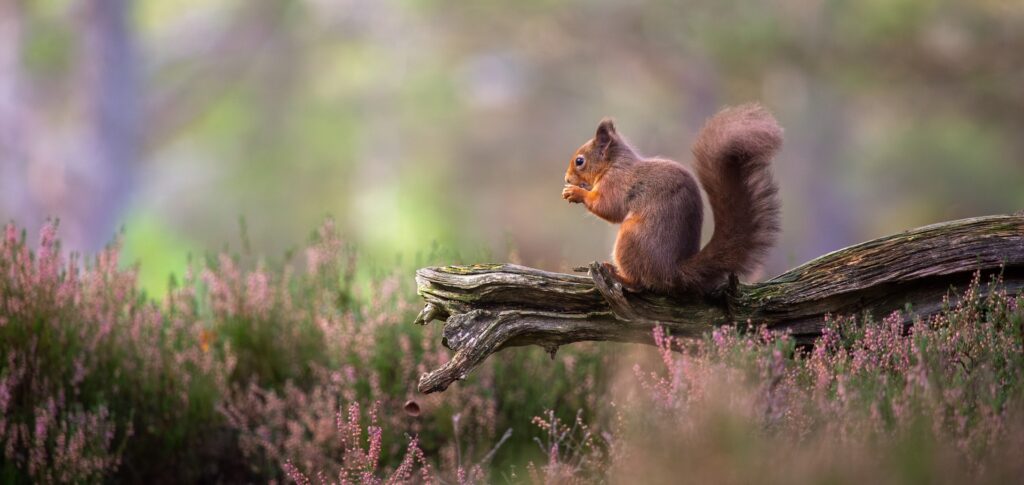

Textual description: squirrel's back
[681,103,782,290]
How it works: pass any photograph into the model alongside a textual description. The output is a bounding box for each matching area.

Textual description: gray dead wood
[413,214,1024,393]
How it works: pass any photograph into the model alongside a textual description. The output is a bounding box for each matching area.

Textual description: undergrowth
[1,221,1021,483]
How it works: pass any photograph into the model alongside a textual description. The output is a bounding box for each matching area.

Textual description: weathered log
[413,214,1024,393]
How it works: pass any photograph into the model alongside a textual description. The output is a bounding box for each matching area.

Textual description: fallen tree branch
[413,214,1024,393]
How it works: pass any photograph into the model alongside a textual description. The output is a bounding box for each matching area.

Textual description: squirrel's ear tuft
[595,118,618,157]
[595,118,617,146]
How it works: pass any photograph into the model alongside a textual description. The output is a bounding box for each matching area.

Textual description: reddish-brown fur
[562,104,782,294]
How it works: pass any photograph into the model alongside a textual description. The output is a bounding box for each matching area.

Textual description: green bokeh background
[2,0,1023,293]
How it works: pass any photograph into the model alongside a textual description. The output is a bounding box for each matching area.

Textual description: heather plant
[522,409,618,484]
[0,220,608,482]
[209,220,611,480]
[209,220,504,479]
[280,401,434,484]
[5,218,1021,483]
[589,273,1024,484]
[0,222,229,482]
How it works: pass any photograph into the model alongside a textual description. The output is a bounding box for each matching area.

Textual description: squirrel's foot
[703,273,739,316]
[590,261,641,321]
[601,262,642,293]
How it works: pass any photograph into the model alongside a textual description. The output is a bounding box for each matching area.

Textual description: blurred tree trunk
[0,1,30,224]
[78,0,140,250]
[2,0,140,252]
[3,0,285,250]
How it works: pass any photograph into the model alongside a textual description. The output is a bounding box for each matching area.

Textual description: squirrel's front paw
[562,184,586,203]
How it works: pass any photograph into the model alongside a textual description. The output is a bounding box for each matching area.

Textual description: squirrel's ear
[595,118,618,157]
[595,118,617,145]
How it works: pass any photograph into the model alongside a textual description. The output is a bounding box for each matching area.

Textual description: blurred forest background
[3,1,1024,483]
[1,0,1023,290]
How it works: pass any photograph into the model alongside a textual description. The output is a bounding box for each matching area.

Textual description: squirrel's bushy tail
[681,103,782,290]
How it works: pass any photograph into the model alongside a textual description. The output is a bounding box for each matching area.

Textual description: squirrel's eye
[574,156,585,167]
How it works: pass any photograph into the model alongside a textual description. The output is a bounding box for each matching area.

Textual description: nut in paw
[562,184,586,203]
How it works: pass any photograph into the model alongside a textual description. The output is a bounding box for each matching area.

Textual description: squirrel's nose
[564,176,571,184]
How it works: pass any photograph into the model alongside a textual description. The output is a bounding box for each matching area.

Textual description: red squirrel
[561,103,782,294]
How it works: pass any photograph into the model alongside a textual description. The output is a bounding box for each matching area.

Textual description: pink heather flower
[283,461,311,485]
[3,222,16,246]
[245,270,272,317]
[389,436,428,483]
[0,376,11,414]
